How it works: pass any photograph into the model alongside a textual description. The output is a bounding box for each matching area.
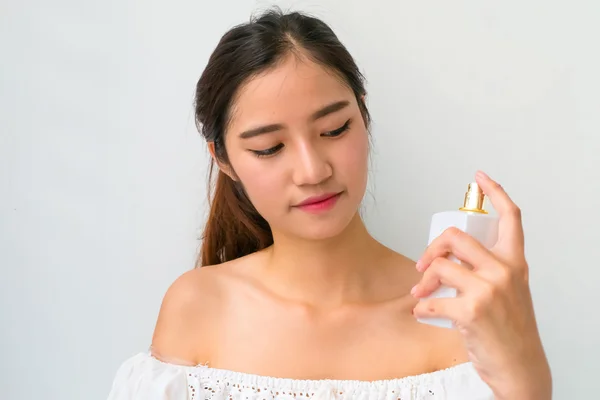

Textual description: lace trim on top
[148,351,474,392]
[107,352,494,400]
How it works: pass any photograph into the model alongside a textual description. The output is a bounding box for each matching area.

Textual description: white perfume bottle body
[417,210,499,329]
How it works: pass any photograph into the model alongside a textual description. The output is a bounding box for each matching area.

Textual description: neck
[262,213,386,307]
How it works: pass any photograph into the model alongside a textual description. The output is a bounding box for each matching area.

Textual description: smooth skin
[151,52,551,399]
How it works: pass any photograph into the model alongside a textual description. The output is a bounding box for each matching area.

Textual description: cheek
[232,157,286,214]
[336,130,369,192]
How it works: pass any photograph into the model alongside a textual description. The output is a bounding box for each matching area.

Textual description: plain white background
[1,0,598,399]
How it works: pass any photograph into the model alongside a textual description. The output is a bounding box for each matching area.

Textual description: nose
[292,140,333,186]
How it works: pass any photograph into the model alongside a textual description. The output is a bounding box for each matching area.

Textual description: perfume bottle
[417,182,499,329]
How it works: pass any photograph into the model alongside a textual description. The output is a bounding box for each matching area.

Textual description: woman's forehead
[230,55,353,127]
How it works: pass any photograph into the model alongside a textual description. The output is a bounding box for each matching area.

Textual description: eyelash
[250,119,352,158]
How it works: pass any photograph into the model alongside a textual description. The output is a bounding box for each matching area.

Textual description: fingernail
[477,170,490,180]
[411,285,418,295]
[415,260,423,271]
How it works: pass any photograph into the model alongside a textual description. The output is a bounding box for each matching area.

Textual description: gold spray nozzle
[459,182,488,214]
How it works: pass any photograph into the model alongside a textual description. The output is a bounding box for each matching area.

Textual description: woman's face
[221,54,369,240]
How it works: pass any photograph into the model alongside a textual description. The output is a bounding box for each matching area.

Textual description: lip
[294,192,342,213]
[296,193,340,206]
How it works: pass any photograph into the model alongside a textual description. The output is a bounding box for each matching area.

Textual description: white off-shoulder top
[107,351,493,400]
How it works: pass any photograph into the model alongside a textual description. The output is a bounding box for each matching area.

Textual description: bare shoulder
[150,252,265,365]
[378,244,470,369]
[150,263,231,365]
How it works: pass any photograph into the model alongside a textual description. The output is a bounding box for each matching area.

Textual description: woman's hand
[411,171,552,400]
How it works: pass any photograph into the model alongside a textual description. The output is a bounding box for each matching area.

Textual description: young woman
[108,8,551,400]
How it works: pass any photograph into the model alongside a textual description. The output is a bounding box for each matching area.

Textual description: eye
[249,143,284,158]
[322,119,351,137]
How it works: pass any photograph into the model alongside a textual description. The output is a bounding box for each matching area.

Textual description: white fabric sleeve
[106,352,193,400]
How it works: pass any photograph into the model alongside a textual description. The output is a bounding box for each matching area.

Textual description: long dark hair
[195,8,371,267]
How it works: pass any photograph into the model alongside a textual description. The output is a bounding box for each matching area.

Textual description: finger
[412,257,484,298]
[475,171,525,250]
[416,226,498,273]
[413,297,464,323]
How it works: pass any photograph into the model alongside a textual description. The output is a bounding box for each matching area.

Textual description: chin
[289,209,360,241]
[266,192,365,241]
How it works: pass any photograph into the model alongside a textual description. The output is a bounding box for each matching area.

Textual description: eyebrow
[239,100,351,139]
